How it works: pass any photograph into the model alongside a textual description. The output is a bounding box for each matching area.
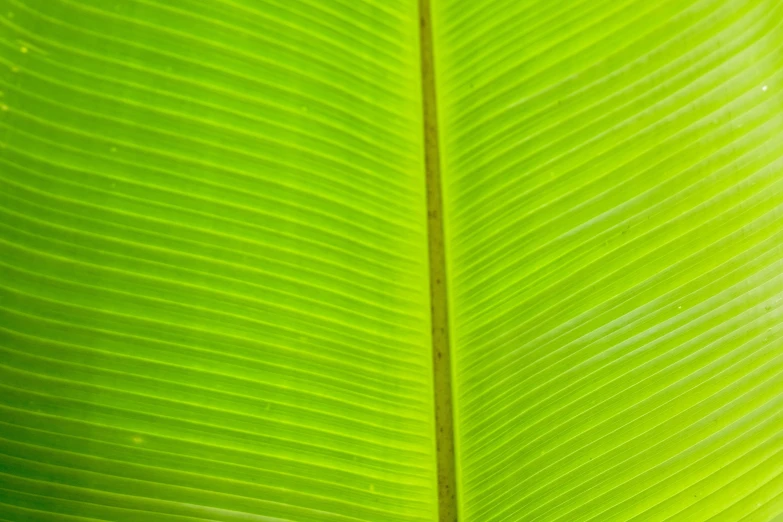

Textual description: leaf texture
[433,0,783,520]
[0,1,438,521]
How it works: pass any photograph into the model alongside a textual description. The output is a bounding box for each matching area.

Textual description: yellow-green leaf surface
[434,0,783,520]
[0,1,438,521]
[4,0,783,521]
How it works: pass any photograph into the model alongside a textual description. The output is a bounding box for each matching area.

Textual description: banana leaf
[0,0,780,521]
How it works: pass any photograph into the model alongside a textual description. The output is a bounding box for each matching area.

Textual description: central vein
[417,1,458,520]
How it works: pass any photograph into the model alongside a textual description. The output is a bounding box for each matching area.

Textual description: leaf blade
[434,0,783,520]
[0,1,437,520]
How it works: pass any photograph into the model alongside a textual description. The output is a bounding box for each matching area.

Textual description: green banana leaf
[435,0,783,520]
[0,0,780,521]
